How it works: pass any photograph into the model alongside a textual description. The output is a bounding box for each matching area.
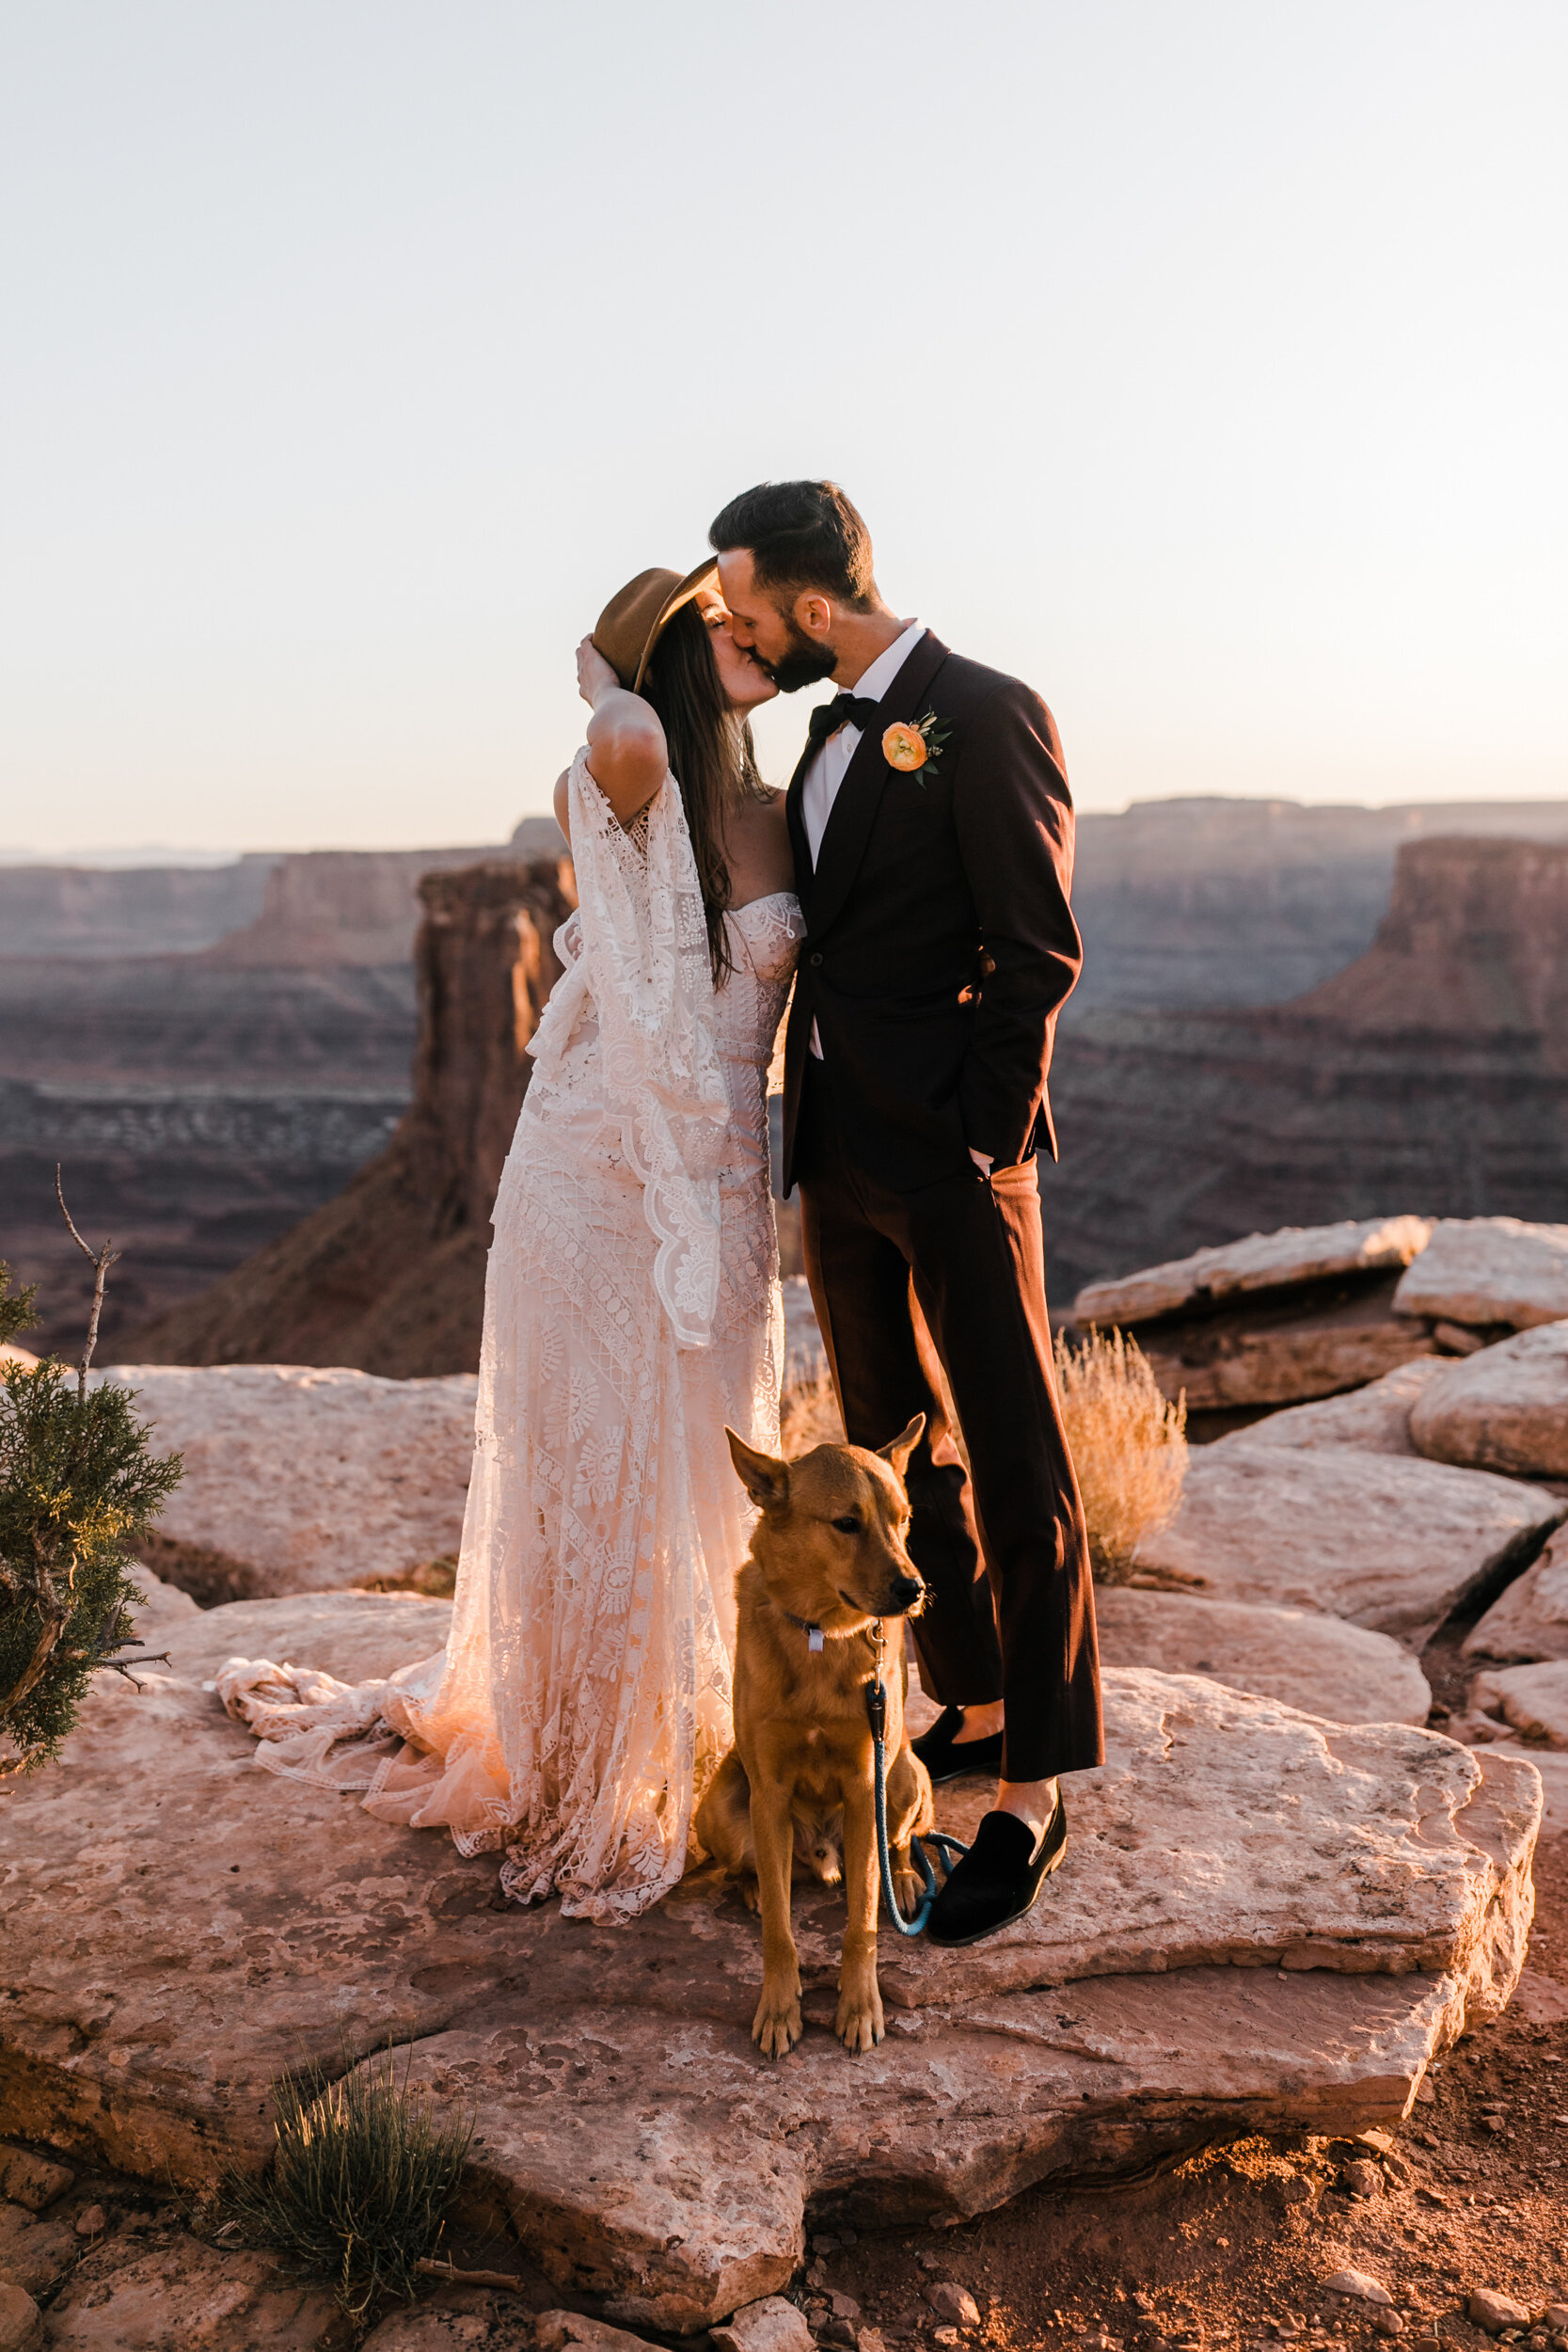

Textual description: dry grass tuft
[1054,1326,1188,1583]
[226,2044,471,2317]
[779,1369,845,1458]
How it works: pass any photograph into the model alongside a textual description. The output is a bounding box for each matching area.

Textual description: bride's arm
[573,636,669,828]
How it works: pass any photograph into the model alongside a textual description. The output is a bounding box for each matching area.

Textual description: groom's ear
[792,590,833,642]
[726,1427,791,1511]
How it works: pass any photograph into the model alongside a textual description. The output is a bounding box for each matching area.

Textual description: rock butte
[1072,1216,1433,1329]
[1133,1443,1566,1646]
[0,1581,1539,2331]
[1465,1528,1568,1663]
[1392,1216,1568,1333]
[1092,1588,1431,1725]
[1408,1322,1568,1479]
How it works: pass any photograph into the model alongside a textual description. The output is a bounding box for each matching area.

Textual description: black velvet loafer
[910,1706,1005,1787]
[924,1799,1068,1947]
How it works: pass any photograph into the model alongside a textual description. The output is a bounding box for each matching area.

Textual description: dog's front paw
[834,1980,885,2054]
[752,1986,803,2058]
[892,1866,924,1919]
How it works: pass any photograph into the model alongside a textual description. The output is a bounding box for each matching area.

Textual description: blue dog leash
[864,1625,969,1939]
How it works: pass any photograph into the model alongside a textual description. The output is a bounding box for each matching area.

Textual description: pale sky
[2,1,1563,857]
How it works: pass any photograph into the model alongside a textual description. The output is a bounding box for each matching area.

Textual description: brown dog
[695,1416,936,2057]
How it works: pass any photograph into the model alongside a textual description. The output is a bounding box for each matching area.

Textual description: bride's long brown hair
[639,599,766,986]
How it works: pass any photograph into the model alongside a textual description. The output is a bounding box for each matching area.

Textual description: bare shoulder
[725,786,796,904]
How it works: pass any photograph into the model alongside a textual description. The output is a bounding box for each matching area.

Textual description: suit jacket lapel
[805,631,948,942]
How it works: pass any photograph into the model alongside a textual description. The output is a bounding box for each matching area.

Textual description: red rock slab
[0,1589,1542,2335]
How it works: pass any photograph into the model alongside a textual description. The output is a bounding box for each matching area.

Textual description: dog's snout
[891,1573,925,1613]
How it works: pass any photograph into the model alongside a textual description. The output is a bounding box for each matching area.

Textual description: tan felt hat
[594,559,719,692]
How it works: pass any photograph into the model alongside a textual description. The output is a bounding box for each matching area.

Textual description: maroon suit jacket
[781,630,1082,1196]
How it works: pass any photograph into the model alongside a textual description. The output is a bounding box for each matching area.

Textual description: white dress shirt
[800,619,927,866]
[800,621,926,1061]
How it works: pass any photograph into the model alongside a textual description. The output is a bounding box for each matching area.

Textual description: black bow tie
[805,693,882,754]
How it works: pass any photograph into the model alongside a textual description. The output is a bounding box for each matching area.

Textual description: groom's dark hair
[708,480,876,610]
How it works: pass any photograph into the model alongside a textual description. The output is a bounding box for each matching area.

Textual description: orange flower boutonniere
[881,709,952,782]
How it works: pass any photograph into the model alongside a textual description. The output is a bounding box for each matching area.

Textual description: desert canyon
[4,800,1568,2348]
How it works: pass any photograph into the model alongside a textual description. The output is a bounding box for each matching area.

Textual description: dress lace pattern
[217,759,803,1923]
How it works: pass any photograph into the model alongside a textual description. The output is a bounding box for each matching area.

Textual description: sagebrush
[779,1367,845,1458]
[1053,1326,1187,1582]
[0,1260,181,1774]
[227,2046,472,2317]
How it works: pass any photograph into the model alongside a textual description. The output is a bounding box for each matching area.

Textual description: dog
[695,1415,935,2057]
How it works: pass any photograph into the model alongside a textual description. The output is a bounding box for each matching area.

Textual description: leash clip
[864,1615,968,1938]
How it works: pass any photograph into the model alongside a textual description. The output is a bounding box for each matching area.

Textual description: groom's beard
[762,625,838,695]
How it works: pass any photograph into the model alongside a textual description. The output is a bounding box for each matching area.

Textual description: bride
[219,562,802,1921]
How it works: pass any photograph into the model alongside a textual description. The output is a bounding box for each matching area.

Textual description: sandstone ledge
[1073,1217,1433,1329]
[0,1585,1542,2332]
[1092,1588,1432,1724]
[1409,1323,1568,1479]
[96,1362,477,1597]
[1392,1217,1568,1333]
[1134,1443,1566,1646]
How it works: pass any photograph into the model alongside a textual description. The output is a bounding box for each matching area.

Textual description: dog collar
[779,1608,826,1653]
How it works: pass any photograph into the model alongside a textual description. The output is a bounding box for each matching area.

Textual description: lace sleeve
[526,747,730,1348]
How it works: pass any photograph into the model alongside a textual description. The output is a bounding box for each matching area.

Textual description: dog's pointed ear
[878,1413,927,1479]
[726,1426,791,1510]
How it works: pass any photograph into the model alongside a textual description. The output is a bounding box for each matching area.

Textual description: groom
[709,480,1102,1946]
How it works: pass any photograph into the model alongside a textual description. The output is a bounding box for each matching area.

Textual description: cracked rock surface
[0,1581,1542,2333]
[1133,1442,1566,1645]
[1092,1588,1432,1724]
[1221,1357,1457,1458]
[1465,1526,1568,1663]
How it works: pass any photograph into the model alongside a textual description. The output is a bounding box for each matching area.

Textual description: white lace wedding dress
[218,750,803,1922]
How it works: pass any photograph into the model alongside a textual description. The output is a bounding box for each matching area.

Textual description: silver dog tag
[808,1626,824,1653]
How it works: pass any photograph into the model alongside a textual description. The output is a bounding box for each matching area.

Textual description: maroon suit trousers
[795,1057,1103,1783]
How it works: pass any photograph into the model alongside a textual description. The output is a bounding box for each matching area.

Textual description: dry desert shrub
[779,1368,845,1457]
[227,2044,470,2317]
[1053,1326,1187,1583]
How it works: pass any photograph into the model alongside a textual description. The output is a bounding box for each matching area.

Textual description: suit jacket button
[808,951,823,966]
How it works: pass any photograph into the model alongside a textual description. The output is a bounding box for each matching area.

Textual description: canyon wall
[0,855,277,957]
[0,834,570,1356]
[8,800,1568,1363]
[117,858,576,1375]
[1069,796,1568,1010]
[1043,837,1568,1304]
[1282,835,1568,1053]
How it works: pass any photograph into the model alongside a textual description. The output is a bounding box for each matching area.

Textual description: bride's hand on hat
[578,634,669,825]
[577,636,621,709]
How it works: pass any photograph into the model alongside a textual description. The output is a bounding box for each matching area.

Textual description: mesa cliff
[1046,837,1568,1301]
[118,858,576,1375]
